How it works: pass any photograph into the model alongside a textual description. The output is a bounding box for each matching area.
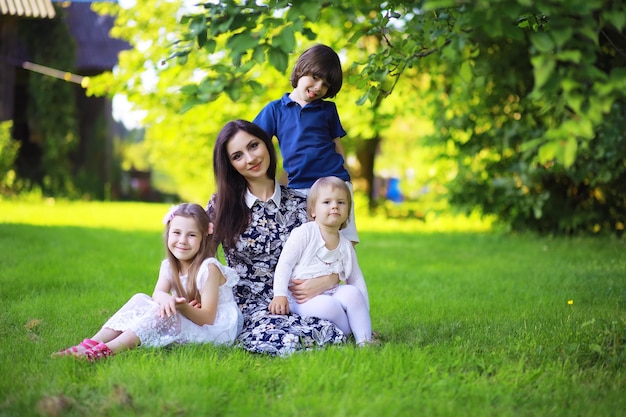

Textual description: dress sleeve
[196,257,240,290]
[158,259,172,284]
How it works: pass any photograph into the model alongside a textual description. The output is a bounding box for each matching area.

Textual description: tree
[91,0,626,233]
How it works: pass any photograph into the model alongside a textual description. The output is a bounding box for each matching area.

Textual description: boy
[253,44,359,243]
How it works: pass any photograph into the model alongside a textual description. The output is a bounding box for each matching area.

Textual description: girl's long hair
[211,119,277,247]
[164,203,216,303]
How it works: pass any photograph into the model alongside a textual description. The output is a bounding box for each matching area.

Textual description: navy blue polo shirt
[253,93,349,189]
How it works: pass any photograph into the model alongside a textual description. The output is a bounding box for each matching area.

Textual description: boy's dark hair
[290,44,343,98]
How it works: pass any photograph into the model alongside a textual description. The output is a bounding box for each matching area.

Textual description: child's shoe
[83,342,114,362]
[52,339,99,357]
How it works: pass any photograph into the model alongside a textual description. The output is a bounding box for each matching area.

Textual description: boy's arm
[253,103,277,138]
[333,138,349,171]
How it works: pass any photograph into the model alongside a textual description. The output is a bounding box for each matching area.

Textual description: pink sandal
[83,342,114,362]
[52,338,99,357]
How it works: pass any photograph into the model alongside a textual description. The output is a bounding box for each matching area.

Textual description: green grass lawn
[0,200,624,417]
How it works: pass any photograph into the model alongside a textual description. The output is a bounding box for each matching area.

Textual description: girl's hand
[290,274,339,303]
[174,296,188,307]
[269,296,290,315]
[153,292,180,318]
[188,299,202,309]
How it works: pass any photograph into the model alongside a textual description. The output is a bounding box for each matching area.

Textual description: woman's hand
[289,273,339,303]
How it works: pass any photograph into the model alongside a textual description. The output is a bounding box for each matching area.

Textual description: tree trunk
[355,136,381,211]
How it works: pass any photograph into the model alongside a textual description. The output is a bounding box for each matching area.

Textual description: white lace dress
[102,258,243,347]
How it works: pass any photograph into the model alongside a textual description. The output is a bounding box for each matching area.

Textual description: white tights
[291,284,371,344]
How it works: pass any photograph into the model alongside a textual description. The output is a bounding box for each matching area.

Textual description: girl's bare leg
[101,329,140,354]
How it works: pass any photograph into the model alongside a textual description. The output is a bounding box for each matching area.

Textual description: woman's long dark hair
[212,120,277,247]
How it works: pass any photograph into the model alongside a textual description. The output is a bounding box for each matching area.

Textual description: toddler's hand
[269,296,290,315]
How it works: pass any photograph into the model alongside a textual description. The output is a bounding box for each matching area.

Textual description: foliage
[88,0,626,233]
[167,0,626,234]
[423,2,626,234]
[1,201,625,416]
[0,121,20,194]
[18,10,79,197]
[88,1,451,206]
[89,1,267,202]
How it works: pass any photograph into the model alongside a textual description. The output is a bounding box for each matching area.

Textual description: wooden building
[0,0,129,198]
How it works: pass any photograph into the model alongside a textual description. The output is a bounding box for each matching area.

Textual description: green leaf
[564,92,584,114]
[531,32,554,52]
[531,54,556,90]
[605,10,626,30]
[355,93,368,106]
[272,26,296,53]
[301,27,317,40]
[576,25,598,44]
[247,80,264,94]
[459,61,472,83]
[538,141,559,163]
[177,54,188,65]
[555,50,581,63]
[179,84,199,95]
[550,27,573,48]
[203,38,217,54]
[180,98,203,114]
[300,1,322,21]
[520,137,544,152]
[268,47,289,73]
[225,83,242,101]
[563,137,578,168]
[189,15,207,38]
[423,0,457,10]
[226,31,258,54]
[252,45,265,64]
[196,30,207,48]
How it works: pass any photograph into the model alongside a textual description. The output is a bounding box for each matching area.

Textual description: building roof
[0,0,55,18]
[63,2,131,72]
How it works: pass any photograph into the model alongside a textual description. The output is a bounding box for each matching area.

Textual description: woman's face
[226,130,271,181]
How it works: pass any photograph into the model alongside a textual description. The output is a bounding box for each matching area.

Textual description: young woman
[208,120,345,356]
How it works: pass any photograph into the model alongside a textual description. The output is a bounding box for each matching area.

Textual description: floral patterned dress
[208,186,345,356]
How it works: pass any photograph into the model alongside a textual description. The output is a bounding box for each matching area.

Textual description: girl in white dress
[269,176,373,346]
[53,203,242,362]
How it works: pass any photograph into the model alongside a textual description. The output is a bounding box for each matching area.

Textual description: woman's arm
[289,273,340,303]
